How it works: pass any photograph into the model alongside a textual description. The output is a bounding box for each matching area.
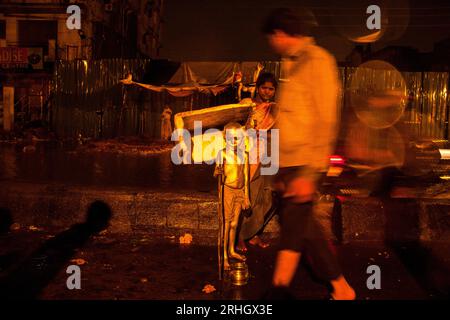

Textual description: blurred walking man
[262,8,355,300]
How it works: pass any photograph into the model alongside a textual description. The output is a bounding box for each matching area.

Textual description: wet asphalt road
[2,143,449,196]
[0,144,216,192]
[0,228,448,300]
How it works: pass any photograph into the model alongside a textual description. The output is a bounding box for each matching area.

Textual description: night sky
[160,0,450,62]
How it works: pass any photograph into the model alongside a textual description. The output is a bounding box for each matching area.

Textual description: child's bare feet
[248,235,270,248]
[230,251,246,261]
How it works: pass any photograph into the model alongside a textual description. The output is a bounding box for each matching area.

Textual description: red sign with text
[0,47,28,64]
[0,47,43,69]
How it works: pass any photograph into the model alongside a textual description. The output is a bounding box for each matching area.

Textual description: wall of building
[0,0,164,130]
[0,0,165,60]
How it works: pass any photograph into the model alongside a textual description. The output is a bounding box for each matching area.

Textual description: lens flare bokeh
[349,60,407,129]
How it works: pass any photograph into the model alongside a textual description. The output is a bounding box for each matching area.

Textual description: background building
[0,0,164,130]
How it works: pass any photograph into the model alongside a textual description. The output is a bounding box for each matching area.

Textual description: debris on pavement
[140,277,149,283]
[10,223,21,231]
[202,284,216,294]
[179,233,193,245]
[164,235,176,241]
[70,258,87,266]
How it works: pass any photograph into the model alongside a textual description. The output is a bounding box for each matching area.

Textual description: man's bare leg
[330,275,356,300]
[272,250,301,286]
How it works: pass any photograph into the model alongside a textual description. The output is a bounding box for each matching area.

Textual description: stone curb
[0,182,448,242]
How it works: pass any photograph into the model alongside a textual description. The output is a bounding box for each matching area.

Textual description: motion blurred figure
[262,8,355,300]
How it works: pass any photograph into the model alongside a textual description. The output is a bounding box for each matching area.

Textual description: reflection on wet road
[0,143,216,192]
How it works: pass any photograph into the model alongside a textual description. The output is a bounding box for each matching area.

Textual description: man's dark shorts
[273,166,341,281]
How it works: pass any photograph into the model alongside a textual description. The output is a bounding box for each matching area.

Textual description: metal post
[446,72,450,141]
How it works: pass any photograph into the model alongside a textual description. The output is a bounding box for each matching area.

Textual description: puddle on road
[0,143,216,192]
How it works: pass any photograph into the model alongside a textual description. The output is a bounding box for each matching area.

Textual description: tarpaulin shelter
[120,61,267,97]
[52,59,279,138]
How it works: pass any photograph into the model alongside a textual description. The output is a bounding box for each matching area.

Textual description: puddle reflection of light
[439,149,450,160]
